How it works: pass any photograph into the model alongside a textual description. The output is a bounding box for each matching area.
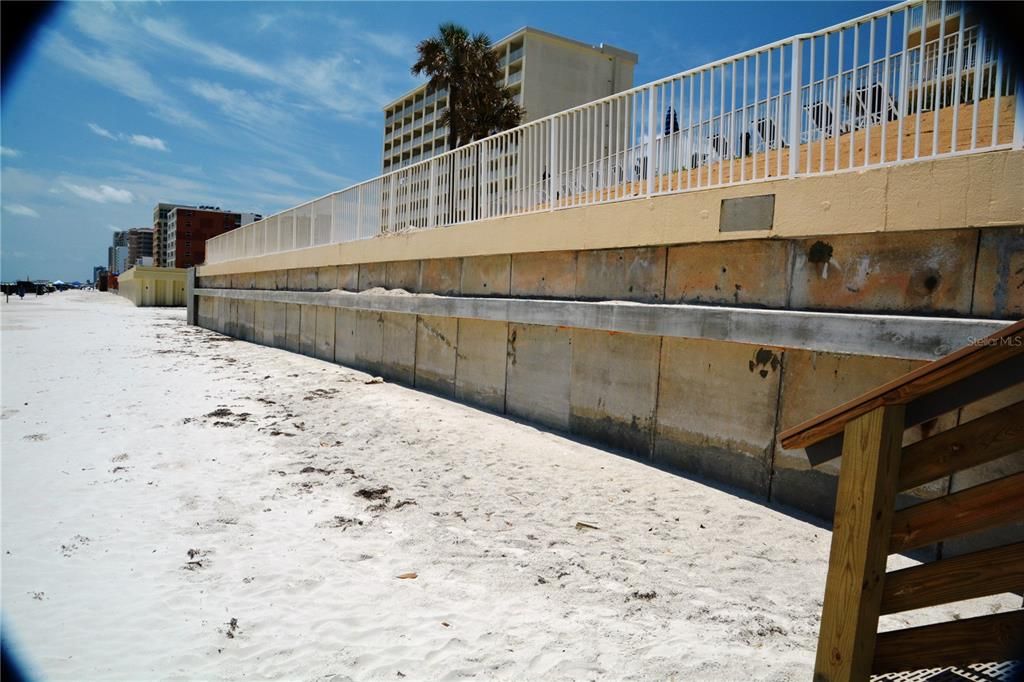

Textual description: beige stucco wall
[117,266,187,307]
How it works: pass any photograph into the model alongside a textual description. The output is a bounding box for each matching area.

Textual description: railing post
[646,84,657,196]
[427,159,436,227]
[815,404,905,682]
[356,186,363,239]
[549,119,559,210]
[387,175,396,234]
[789,36,802,176]
[1014,70,1024,149]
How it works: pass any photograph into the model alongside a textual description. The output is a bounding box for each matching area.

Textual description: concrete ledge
[194,288,1010,360]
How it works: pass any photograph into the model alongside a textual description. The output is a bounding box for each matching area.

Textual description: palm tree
[412,23,523,151]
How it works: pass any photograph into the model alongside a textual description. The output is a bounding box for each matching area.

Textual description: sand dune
[1,291,1016,680]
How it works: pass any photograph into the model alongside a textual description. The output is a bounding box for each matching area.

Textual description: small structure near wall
[118,266,187,307]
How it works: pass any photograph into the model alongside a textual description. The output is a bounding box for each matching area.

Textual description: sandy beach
[1,291,1016,681]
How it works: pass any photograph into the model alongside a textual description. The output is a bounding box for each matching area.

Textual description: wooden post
[814,404,905,682]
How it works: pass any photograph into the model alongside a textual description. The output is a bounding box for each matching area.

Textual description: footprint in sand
[23,433,48,442]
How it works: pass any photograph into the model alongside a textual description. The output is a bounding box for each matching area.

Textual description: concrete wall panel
[570,330,660,455]
[274,269,288,290]
[789,229,978,315]
[462,255,510,296]
[575,247,667,302]
[665,240,792,307]
[772,350,931,519]
[381,312,416,384]
[285,303,301,353]
[386,260,420,291]
[254,271,275,290]
[299,304,317,356]
[415,315,457,397]
[359,262,386,290]
[511,251,576,298]
[353,310,384,373]
[971,227,1024,320]
[315,306,336,361]
[253,301,269,345]
[420,258,462,295]
[338,264,359,291]
[506,323,572,431]
[269,302,288,348]
[334,308,358,366]
[316,266,339,292]
[655,338,781,495]
[455,318,508,412]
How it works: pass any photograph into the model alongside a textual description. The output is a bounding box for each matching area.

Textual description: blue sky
[1,1,886,282]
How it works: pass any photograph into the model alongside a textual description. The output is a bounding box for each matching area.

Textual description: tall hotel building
[382,27,637,172]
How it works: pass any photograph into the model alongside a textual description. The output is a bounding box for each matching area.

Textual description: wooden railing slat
[871,610,1024,674]
[898,400,1024,491]
[889,472,1024,554]
[880,542,1024,615]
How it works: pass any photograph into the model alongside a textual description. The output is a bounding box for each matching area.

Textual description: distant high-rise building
[109,228,153,274]
[165,206,263,269]
[153,203,195,267]
[381,27,637,172]
[126,228,154,267]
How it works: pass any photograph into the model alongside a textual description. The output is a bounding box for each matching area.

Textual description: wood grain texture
[813,405,905,682]
[780,321,1023,450]
[898,400,1024,491]
[880,542,1024,615]
[889,472,1024,554]
[872,610,1024,674]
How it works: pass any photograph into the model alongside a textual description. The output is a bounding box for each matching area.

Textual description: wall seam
[649,335,665,460]
[765,349,788,504]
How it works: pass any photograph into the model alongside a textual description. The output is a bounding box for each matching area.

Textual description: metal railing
[206,0,1021,265]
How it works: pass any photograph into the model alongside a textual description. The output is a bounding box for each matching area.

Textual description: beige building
[382,27,637,172]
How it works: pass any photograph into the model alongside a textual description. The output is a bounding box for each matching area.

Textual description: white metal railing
[205,0,1021,265]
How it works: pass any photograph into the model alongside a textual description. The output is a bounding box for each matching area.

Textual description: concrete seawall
[190,222,1023,531]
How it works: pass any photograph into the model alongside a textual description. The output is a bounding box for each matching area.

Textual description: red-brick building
[165,207,261,269]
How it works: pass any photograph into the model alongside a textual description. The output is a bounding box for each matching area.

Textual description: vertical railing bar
[821,32,830,172]
[741,57,748,183]
[991,46,1004,146]
[931,0,947,155]
[647,85,657,196]
[777,44,785,178]
[835,29,844,171]
[850,20,859,169]
[881,12,892,164]
[866,18,876,166]
[914,1,927,159]
[970,23,984,149]
[730,63,737,183]
[765,47,772,179]
[754,52,760,180]
[949,7,965,153]
[688,73,696,189]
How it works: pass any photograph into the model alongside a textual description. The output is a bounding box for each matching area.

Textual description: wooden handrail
[780,320,1023,451]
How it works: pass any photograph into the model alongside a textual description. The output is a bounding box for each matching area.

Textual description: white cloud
[3,204,40,218]
[88,122,118,140]
[62,182,135,204]
[1,146,20,157]
[128,134,168,151]
[43,33,205,130]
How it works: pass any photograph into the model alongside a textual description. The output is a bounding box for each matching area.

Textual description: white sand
[1,292,1016,681]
